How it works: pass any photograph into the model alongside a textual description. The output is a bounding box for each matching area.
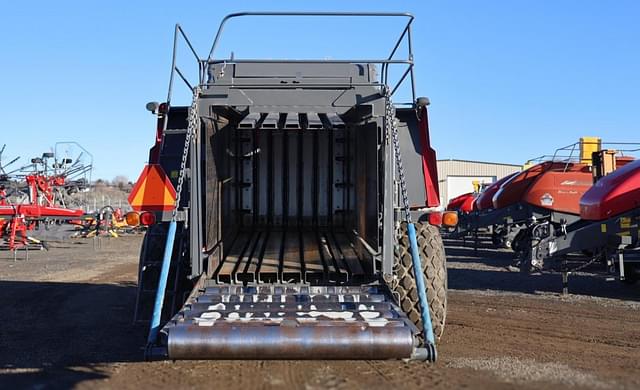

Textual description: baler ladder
[146,88,199,347]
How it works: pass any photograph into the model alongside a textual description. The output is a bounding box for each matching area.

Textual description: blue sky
[1,1,638,181]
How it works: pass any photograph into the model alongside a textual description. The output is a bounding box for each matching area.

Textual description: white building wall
[437,159,522,205]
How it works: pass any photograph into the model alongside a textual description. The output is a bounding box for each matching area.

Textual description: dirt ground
[0,234,638,389]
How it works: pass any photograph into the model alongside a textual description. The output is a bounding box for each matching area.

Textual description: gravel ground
[0,234,638,389]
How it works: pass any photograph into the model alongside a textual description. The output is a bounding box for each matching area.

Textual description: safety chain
[172,86,200,221]
[385,87,412,224]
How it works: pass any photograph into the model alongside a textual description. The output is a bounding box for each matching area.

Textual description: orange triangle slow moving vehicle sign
[128,164,177,212]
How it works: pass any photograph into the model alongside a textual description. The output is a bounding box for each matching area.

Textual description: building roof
[437,158,522,168]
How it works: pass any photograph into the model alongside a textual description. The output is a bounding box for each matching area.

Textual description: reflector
[125,211,140,227]
[128,164,177,212]
[442,211,458,227]
[140,212,156,226]
[428,212,442,226]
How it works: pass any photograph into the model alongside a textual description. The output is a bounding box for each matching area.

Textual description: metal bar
[306,113,323,129]
[332,231,365,276]
[252,130,259,227]
[337,131,346,227]
[184,307,398,320]
[254,230,271,278]
[383,24,411,85]
[147,221,177,344]
[239,231,268,283]
[619,252,626,281]
[298,230,306,282]
[207,59,412,64]
[282,126,289,225]
[352,229,379,258]
[208,12,414,60]
[326,113,345,129]
[202,82,390,89]
[327,122,334,227]
[213,231,239,280]
[238,113,261,129]
[267,128,274,226]
[389,65,413,97]
[321,232,347,281]
[407,25,417,103]
[165,25,180,106]
[240,231,264,283]
[230,231,256,283]
[234,125,241,227]
[261,113,279,129]
[174,67,193,91]
[176,25,201,64]
[345,128,351,228]
[190,123,203,277]
[386,24,410,62]
[285,113,301,129]
[278,231,286,282]
[297,126,304,227]
[312,129,319,227]
[315,231,330,281]
[186,302,392,315]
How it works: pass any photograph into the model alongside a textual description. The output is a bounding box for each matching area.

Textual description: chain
[385,87,412,224]
[565,256,598,273]
[172,86,200,221]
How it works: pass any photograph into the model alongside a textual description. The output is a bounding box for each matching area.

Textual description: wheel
[491,225,506,248]
[389,222,447,345]
[510,228,528,254]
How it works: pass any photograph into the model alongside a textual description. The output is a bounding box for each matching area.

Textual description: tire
[389,222,447,344]
[491,225,506,248]
[511,228,528,254]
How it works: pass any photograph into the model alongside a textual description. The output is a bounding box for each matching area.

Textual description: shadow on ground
[0,280,146,389]
[445,238,640,301]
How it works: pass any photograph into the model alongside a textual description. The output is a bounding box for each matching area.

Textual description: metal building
[437,159,522,205]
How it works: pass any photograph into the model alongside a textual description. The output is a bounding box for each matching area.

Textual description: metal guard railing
[165,12,419,113]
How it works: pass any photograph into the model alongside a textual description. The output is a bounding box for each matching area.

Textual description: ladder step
[134,228,184,324]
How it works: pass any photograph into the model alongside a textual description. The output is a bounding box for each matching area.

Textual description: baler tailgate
[160,285,416,359]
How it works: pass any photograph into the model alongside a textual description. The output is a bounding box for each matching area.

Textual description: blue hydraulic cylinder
[407,222,436,345]
[147,220,177,344]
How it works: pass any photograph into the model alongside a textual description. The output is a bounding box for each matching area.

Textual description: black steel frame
[165,12,419,112]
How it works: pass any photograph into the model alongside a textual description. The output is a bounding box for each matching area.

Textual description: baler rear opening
[204,111,382,285]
